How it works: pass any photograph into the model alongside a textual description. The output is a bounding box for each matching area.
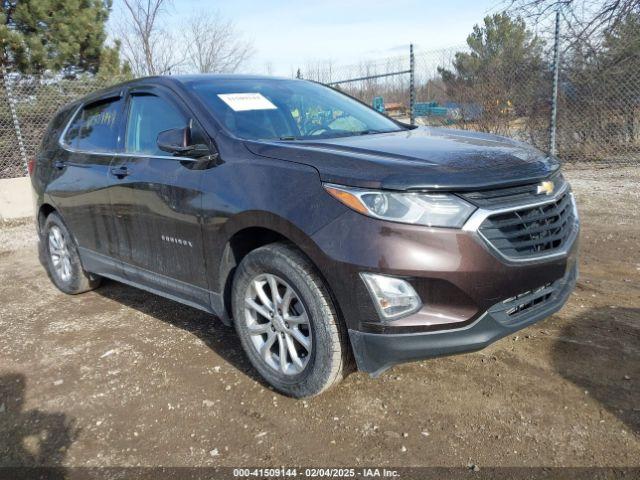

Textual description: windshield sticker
[217,93,277,112]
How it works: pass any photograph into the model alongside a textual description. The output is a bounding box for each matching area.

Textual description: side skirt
[78,247,225,319]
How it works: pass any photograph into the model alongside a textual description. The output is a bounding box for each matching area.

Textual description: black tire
[42,212,101,294]
[232,242,349,397]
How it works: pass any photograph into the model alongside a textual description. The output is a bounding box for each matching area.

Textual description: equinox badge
[161,235,193,248]
[536,180,555,196]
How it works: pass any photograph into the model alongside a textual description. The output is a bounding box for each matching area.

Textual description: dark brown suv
[31,75,579,397]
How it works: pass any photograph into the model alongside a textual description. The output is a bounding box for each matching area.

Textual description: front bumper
[309,184,579,375]
[349,263,577,376]
[311,207,578,331]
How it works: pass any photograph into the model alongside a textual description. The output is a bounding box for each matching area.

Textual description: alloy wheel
[244,273,312,375]
[48,225,72,282]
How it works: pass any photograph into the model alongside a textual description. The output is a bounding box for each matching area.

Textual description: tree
[438,13,547,138]
[600,13,640,145]
[182,11,253,74]
[301,60,335,83]
[599,12,640,72]
[97,40,132,81]
[508,2,640,161]
[556,11,640,156]
[507,0,640,42]
[0,0,120,75]
[116,0,181,76]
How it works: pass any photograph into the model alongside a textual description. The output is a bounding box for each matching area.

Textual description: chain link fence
[301,44,554,153]
[298,17,639,167]
[0,13,638,179]
[556,17,640,164]
[0,73,116,178]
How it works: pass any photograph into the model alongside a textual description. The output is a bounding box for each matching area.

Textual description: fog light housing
[361,273,422,320]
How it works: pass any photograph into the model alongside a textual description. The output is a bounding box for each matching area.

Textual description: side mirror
[157,127,213,159]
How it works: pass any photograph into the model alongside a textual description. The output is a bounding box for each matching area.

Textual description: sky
[109,0,505,76]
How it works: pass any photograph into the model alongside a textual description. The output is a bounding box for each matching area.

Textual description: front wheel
[232,243,349,397]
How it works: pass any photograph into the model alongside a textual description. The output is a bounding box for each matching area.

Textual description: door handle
[110,166,129,178]
[53,160,66,170]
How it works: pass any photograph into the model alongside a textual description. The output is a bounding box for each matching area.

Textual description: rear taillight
[27,158,35,176]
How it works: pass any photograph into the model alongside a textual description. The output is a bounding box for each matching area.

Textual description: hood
[244,126,560,191]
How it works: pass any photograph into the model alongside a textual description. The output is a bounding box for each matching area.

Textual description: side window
[125,94,189,156]
[63,111,82,147]
[64,98,123,152]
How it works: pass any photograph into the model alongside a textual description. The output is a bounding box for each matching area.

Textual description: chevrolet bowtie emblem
[536,180,555,195]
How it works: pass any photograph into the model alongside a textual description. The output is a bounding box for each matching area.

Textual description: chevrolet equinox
[32,75,579,397]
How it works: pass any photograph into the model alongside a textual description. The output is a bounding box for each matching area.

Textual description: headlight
[324,184,476,228]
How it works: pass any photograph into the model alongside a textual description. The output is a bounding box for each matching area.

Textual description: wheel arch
[215,212,342,327]
[37,203,57,233]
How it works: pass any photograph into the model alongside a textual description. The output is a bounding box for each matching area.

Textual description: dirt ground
[0,165,638,470]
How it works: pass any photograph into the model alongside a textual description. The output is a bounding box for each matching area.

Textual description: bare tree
[507,0,640,40]
[117,0,183,76]
[301,60,335,83]
[182,11,253,74]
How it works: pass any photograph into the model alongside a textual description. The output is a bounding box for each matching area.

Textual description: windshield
[185,78,404,141]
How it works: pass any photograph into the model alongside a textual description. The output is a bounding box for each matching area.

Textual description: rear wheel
[232,243,349,397]
[43,212,101,294]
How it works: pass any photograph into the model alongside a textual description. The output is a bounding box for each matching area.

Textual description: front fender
[198,157,347,317]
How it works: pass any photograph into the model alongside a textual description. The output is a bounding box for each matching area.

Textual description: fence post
[409,43,415,126]
[1,64,28,175]
[549,8,561,157]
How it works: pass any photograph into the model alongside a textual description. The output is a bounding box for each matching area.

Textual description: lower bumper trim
[349,265,577,377]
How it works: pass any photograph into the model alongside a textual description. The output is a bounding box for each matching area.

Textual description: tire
[232,242,349,397]
[42,212,101,294]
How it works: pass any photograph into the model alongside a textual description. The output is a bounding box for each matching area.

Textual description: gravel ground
[0,218,37,255]
[0,166,638,470]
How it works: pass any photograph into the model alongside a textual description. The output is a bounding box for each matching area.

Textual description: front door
[109,88,210,310]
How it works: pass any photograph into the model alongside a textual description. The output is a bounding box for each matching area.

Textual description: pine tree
[0,0,124,75]
[437,13,547,137]
[598,13,640,143]
[97,40,132,81]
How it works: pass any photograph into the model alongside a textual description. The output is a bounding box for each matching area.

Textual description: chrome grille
[479,191,576,259]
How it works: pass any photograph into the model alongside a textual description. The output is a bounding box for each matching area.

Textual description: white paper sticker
[217,93,277,112]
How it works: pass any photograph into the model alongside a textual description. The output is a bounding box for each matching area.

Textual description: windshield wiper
[356,129,392,136]
[276,130,393,141]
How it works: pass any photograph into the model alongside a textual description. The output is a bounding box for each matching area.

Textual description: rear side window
[41,105,77,152]
[125,94,188,156]
[63,97,123,152]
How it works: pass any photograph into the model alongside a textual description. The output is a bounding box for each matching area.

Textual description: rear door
[51,95,125,277]
[109,86,211,309]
